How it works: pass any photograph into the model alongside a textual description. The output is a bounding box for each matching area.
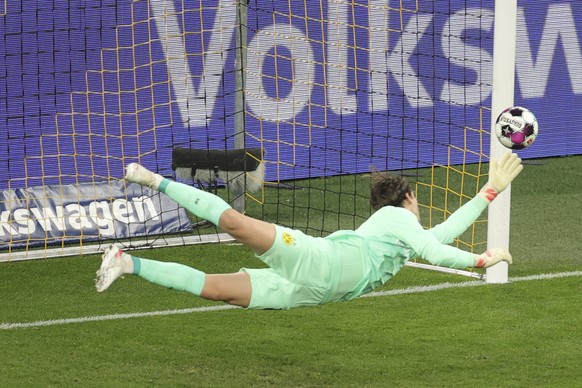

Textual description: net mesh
[0,0,492,262]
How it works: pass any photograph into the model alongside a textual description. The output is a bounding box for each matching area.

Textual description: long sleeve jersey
[323,196,489,302]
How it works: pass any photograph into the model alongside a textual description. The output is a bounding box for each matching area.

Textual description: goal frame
[0,0,520,269]
[485,0,518,284]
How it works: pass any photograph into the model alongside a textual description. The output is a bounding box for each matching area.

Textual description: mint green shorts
[240,225,367,309]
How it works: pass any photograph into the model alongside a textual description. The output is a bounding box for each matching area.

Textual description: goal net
[0,0,513,280]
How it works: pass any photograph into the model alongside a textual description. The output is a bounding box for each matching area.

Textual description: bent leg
[134,257,207,296]
[201,272,252,307]
[218,209,276,255]
[133,256,251,308]
[162,182,275,255]
[161,180,231,226]
[125,164,275,255]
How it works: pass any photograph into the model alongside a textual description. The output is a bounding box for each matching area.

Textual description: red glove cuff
[481,186,498,202]
[474,250,492,268]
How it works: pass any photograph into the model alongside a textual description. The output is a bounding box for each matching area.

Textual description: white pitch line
[361,280,484,298]
[1,271,581,330]
[0,305,241,330]
[506,271,582,282]
[362,270,582,298]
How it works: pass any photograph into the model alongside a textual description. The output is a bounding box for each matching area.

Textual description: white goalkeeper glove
[474,248,513,268]
[479,152,523,203]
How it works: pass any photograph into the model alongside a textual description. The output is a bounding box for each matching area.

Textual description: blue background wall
[0,1,579,190]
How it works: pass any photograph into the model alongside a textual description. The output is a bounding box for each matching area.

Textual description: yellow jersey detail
[282,231,295,246]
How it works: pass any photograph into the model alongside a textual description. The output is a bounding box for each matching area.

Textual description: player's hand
[479,152,523,202]
[474,248,513,268]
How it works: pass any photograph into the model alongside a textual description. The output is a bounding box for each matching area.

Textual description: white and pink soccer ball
[495,106,538,150]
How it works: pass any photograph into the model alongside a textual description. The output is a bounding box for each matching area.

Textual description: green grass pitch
[1,155,581,386]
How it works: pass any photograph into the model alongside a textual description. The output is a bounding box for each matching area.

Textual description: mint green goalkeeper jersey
[322,196,488,302]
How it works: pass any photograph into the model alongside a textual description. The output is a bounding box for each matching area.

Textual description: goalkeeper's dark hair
[369,172,413,211]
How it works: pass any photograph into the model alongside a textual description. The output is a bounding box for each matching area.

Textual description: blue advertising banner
[0,180,192,249]
[0,1,580,190]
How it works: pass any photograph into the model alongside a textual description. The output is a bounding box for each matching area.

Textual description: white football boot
[125,163,163,189]
[95,245,132,292]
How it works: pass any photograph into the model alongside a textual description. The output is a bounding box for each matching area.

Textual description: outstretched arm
[363,206,513,270]
[429,152,523,243]
[396,222,513,270]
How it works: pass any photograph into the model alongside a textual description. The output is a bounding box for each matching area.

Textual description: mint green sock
[159,179,231,226]
[131,257,205,296]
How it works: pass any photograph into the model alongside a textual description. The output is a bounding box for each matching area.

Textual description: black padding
[172,148,262,172]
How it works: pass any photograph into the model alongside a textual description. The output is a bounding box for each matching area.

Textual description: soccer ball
[494,106,538,149]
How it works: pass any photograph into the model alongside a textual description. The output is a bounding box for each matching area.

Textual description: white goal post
[486,0,518,284]
[0,0,521,271]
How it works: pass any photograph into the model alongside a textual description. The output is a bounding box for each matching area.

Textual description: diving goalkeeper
[96,153,523,310]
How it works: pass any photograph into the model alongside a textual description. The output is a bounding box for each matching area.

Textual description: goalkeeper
[96,153,523,310]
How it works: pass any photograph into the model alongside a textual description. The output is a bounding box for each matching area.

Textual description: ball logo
[282,232,296,246]
[498,115,524,129]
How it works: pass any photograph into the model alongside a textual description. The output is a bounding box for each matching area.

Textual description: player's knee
[200,279,224,302]
[201,276,249,307]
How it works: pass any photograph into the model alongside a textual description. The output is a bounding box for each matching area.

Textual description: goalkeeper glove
[479,152,523,203]
[474,248,513,268]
